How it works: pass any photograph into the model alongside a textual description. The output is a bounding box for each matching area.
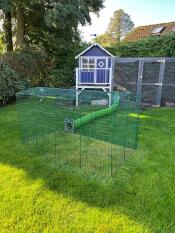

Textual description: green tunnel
[64,93,120,132]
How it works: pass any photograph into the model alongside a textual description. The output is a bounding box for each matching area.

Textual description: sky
[80,0,175,42]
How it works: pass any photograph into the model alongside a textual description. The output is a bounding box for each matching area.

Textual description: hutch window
[81,58,95,69]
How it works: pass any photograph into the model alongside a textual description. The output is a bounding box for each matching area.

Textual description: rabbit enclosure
[115,57,175,107]
[17,87,140,176]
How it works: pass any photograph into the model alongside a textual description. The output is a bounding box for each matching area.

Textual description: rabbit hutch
[75,43,115,106]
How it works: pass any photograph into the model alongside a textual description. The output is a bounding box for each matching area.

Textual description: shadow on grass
[0,104,175,232]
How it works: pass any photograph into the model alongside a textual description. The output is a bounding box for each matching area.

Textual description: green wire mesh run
[16,87,140,176]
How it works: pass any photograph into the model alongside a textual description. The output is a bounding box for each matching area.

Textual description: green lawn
[0,104,175,233]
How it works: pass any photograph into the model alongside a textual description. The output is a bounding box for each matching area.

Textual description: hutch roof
[75,43,115,59]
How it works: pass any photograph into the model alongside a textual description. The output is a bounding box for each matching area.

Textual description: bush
[48,68,76,87]
[2,47,49,87]
[48,43,87,87]
[1,43,87,91]
[0,61,21,105]
[2,45,83,89]
[107,33,175,57]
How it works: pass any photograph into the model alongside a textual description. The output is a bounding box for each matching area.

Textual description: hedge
[106,33,175,57]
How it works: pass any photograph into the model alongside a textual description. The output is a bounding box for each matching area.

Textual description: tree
[4,12,13,51]
[93,33,116,46]
[0,0,104,88]
[106,9,134,42]
[1,0,104,50]
[15,1,25,49]
[0,0,13,51]
[0,34,5,54]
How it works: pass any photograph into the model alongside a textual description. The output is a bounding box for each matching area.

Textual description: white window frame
[80,56,111,69]
[81,57,95,69]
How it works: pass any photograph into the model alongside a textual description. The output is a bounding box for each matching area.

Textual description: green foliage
[110,33,175,57]
[25,1,104,64]
[0,0,12,12]
[48,43,88,87]
[2,47,49,86]
[48,68,75,88]
[0,34,5,54]
[1,0,104,51]
[0,60,20,103]
[106,9,134,42]
[1,0,104,88]
[93,33,116,46]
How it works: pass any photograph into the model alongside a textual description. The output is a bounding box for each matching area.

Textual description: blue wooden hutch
[75,43,115,105]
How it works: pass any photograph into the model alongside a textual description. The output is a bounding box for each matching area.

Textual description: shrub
[0,61,21,105]
[2,47,49,87]
[48,43,87,87]
[48,68,75,87]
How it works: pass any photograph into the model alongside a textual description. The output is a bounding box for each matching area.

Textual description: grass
[0,103,175,232]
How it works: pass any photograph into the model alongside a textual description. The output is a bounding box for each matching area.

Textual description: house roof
[75,43,115,59]
[124,22,175,42]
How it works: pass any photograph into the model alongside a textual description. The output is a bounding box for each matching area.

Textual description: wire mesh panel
[115,60,139,94]
[142,62,160,83]
[161,86,175,106]
[163,60,175,85]
[141,85,158,106]
[141,60,163,106]
[16,87,140,176]
[115,57,175,107]
[161,60,175,106]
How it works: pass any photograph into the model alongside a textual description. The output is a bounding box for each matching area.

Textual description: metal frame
[136,60,144,105]
[115,57,175,62]
[156,59,165,107]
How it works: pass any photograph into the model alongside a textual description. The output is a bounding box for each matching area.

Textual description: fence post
[136,59,144,105]
[156,60,166,107]
[76,68,79,106]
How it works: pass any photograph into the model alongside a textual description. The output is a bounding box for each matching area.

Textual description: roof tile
[124,22,175,42]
